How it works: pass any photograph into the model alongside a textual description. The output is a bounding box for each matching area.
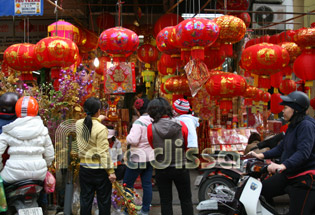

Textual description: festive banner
[104,62,136,94]
[0,0,43,17]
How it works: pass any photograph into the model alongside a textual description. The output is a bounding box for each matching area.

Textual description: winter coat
[0,116,55,183]
[176,114,199,148]
[126,114,154,163]
[263,116,315,177]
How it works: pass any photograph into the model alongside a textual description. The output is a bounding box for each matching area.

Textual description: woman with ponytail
[76,97,116,215]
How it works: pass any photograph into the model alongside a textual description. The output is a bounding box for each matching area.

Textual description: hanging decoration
[293,28,315,49]
[153,13,183,38]
[270,93,284,115]
[48,20,79,43]
[164,75,190,94]
[157,60,175,75]
[94,56,111,75]
[156,26,181,56]
[279,79,296,95]
[137,44,159,64]
[99,27,139,62]
[215,0,250,11]
[234,12,251,28]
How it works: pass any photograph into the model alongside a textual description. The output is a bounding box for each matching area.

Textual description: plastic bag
[0,176,7,212]
[44,171,56,193]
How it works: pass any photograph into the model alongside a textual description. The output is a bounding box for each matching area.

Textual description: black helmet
[280,91,310,112]
[0,92,20,113]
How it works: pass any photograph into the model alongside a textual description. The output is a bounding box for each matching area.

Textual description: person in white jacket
[0,96,54,184]
[173,98,199,149]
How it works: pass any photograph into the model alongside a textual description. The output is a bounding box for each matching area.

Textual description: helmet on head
[0,92,20,113]
[280,91,310,112]
[15,96,39,118]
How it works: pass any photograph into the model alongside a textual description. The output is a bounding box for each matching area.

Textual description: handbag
[44,171,56,193]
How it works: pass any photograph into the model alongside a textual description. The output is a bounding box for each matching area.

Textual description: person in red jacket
[147,97,193,215]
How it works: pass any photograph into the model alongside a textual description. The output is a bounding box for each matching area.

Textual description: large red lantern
[4,43,41,71]
[156,26,181,55]
[154,13,183,38]
[175,18,219,60]
[278,30,296,43]
[99,27,139,62]
[241,43,290,75]
[164,76,190,94]
[293,49,315,81]
[96,12,115,30]
[279,42,301,64]
[34,37,79,68]
[137,44,158,64]
[271,93,284,114]
[269,34,280,44]
[213,15,246,44]
[279,79,296,95]
[293,28,315,49]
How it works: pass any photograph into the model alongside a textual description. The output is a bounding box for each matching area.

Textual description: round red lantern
[160,53,182,69]
[293,28,315,49]
[96,12,115,30]
[279,42,301,64]
[34,37,79,68]
[4,43,41,71]
[154,13,183,38]
[156,26,181,55]
[244,86,258,106]
[99,27,139,62]
[158,60,175,75]
[213,15,246,44]
[164,76,190,94]
[310,97,315,110]
[282,65,293,76]
[137,44,158,64]
[278,30,296,43]
[260,35,270,43]
[95,56,110,75]
[241,43,290,75]
[261,92,271,103]
[279,79,296,95]
[293,48,315,81]
[175,18,219,60]
[271,93,284,114]
[234,12,251,28]
[258,76,271,89]
[253,89,263,102]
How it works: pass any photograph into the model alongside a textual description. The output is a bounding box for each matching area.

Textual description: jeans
[155,167,194,215]
[79,166,112,215]
[123,162,153,212]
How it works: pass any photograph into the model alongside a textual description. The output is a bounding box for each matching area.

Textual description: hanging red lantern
[48,20,80,43]
[271,93,284,114]
[293,28,315,49]
[216,0,250,10]
[204,45,226,70]
[244,85,258,106]
[175,18,219,60]
[280,79,296,95]
[164,76,190,94]
[95,56,111,75]
[310,97,315,110]
[4,43,41,71]
[160,53,182,70]
[279,42,301,64]
[77,28,99,53]
[154,13,183,38]
[137,44,159,64]
[271,72,283,88]
[253,89,263,102]
[282,65,293,76]
[278,30,296,43]
[293,48,315,81]
[241,43,290,75]
[156,26,181,56]
[158,60,175,75]
[234,12,251,28]
[269,34,280,44]
[96,12,115,30]
[99,27,139,62]
[213,15,246,44]
[261,92,271,103]
[258,76,271,89]
[34,37,78,68]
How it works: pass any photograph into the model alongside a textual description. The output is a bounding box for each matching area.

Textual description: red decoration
[4,43,41,71]
[95,56,111,75]
[310,97,315,110]
[253,89,263,102]
[234,12,251,28]
[216,0,250,10]
[258,76,271,89]
[241,43,290,75]
[34,37,79,68]
[260,35,270,43]
[164,76,190,94]
[160,53,182,69]
[279,30,296,43]
[156,26,181,55]
[99,27,139,62]
[96,12,115,30]
[269,34,280,44]
[175,18,219,60]
[77,28,99,54]
[293,49,315,81]
[279,42,301,64]
[293,28,315,49]
[280,79,296,95]
[261,92,271,103]
[154,13,183,38]
[157,60,175,75]
[137,44,159,64]
[282,65,293,76]
[204,44,226,70]
[271,93,284,114]
[271,72,283,88]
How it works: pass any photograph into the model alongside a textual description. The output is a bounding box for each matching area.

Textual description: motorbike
[196,159,280,215]
[4,179,43,215]
[196,132,285,202]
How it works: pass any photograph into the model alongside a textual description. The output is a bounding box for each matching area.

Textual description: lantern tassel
[191,47,205,61]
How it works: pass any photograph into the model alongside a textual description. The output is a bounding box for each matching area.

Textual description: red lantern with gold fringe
[158,60,175,75]
[160,53,182,70]
[244,86,258,106]
[241,43,290,75]
[175,18,219,60]
[137,44,159,64]
[99,27,139,62]
[4,43,41,71]
[280,79,296,95]
[271,93,284,114]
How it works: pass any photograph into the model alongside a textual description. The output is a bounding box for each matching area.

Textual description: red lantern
[154,13,183,38]
[95,56,110,75]
[293,28,315,49]
[279,30,296,43]
[310,97,315,110]
[204,45,226,70]
[175,18,219,60]
[164,76,190,94]
[241,43,290,75]
[77,28,99,53]
[216,0,250,10]
[271,93,284,114]
[156,26,181,55]
[293,49,315,81]
[269,34,280,44]
[96,12,115,30]
[253,89,263,102]
[261,92,271,103]
[4,43,41,71]
[213,15,246,44]
[34,37,79,68]
[282,65,293,76]
[244,86,258,99]
[271,72,283,88]
[279,42,301,64]
[160,53,182,69]
[158,60,175,75]
[99,27,139,62]
[258,76,271,89]
[234,12,251,28]
[137,44,158,64]
[280,79,296,95]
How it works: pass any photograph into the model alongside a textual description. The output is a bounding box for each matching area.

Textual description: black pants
[155,167,194,215]
[79,166,112,215]
[261,173,315,215]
